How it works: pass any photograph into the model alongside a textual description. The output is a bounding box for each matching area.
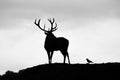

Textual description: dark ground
[1,63,120,80]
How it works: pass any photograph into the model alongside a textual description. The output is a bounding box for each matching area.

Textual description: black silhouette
[1,63,120,80]
[86,58,93,64]
[34,18,70,64]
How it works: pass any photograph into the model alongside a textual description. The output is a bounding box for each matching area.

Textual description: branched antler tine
[38,19,41,23]
[52,18,55,23]
[52,23,58,31]
[34,19,48,32]
[52,23,57,29]
[48,18,53,30]
[34,19,37,25]
[48,18,52,23]
[36,19,41,28]
[34,19,38,25]
[47,18,57,31]
[48,18,55,24]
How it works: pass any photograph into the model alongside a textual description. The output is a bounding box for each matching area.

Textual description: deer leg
[61,50,66,64]
[67,53,70,64]
[63,55,66,64]
[50,51,54,64]
[47,51,51,64]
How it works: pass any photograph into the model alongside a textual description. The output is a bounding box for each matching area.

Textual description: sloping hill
[1,63,120,80]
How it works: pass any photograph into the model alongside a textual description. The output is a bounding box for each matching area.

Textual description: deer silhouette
[34,18,70,64]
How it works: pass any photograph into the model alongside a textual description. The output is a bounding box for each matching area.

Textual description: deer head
[34,18,58,35]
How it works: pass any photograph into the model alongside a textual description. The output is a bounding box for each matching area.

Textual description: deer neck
[45,33,56,41]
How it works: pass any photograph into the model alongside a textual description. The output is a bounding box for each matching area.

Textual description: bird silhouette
[86,58,93,64]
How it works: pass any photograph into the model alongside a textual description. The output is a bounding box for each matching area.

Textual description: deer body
[45,34,69,51]
[35,18,70,64]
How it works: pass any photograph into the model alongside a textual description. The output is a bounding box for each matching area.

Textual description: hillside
[1,63,120,80]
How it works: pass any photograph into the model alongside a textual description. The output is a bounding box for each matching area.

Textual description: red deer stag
[34,18,70,64]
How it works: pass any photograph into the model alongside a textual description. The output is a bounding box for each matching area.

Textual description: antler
[34,19,48,32]
[48,18,58,32]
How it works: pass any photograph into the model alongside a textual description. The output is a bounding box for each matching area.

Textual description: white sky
[0,0,120,74]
